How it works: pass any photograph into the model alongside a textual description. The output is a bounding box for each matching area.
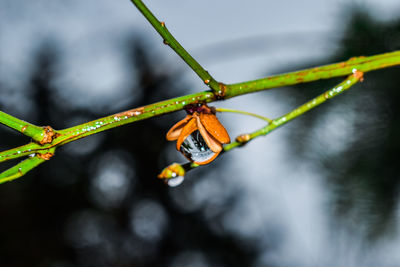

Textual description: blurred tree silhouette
[0,38,256,267]
[283,9,400,240]
[1,7,400,267]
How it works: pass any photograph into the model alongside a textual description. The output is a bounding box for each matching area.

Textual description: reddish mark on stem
[353,70,364,81]
[40,126,57,145]
[36,152,54,160]
[214,83,227,99]
[117,107,145,118]
[21,125,28,132]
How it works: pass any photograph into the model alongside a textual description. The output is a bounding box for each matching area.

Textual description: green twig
[0,156,47,184]
[224,51,400,98]
[1,50,399,182]
[0,111,46,142]
[227,71,363,149]
[0,53,398,163]
[130,0,221,92]
[2,51,395,164]
[0,143,40,163]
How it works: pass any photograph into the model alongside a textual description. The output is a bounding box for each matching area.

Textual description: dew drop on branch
[165,175,185,187]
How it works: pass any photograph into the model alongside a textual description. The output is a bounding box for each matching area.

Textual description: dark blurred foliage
[0,38,257,267]
[1,7,400,267]
[281,9,400,240]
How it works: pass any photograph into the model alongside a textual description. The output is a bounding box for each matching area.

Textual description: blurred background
[1,0,400,266]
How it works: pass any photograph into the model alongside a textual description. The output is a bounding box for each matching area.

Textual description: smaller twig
[130,0,221,92]
[215,107,272,123]
[0,142,45,163]
[0,156,47,184]
[0,111,47,143]
[225,70,364,150]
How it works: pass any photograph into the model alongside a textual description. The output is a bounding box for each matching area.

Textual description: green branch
[130,0,221,92]
[224,51,400,98]
[0,156,48,184]
[227,71,363,149]
[1,2,398,184]
[160,71,363,178]
[0,51,399,174]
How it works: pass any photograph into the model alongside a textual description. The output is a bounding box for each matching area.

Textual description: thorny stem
[169,71,363,175]
[129,0,221,92]
[215,108,272,123]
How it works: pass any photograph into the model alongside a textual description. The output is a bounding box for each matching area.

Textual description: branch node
[36,152,54,161]
[158,163,185,179]
[236,134,251,144]
[353,69,364,81]
[39,126,58,145]
[214,82,227,99]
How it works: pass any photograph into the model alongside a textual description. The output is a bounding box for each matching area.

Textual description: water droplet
[180,131,216,164]
[165,176,184,187]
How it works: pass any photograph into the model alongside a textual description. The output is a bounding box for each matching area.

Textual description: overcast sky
[1,0,400,95]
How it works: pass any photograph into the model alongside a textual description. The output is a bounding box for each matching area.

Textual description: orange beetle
[166,103,230,165]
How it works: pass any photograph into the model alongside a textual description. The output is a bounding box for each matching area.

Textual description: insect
[166,103,230,165]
